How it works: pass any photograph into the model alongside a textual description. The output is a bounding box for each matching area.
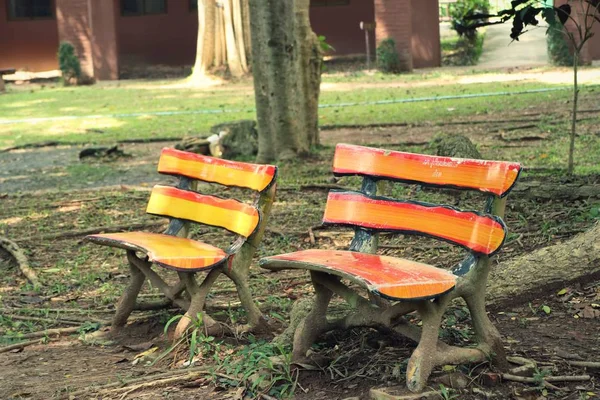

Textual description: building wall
[56,0,94,76]
[90,1,119,80]
[411,0,441,68]
[310,1,376,56]
[116,0,198,66]
[590,18,600,60]
[555,0,600,62]
[374,0,413,70]
[0,0,59,71]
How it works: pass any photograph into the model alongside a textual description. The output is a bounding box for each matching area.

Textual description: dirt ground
[1,105,599,399]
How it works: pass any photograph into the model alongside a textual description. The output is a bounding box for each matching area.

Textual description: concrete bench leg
[292,271,334,361]
[112,261,146,331]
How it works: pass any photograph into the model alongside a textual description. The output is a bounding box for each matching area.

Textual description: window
[311,0,350,6]
[190,0,197,11]
[121,0,166,16]
[7,0,54,20]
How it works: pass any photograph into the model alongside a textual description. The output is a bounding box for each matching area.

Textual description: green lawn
[0,67,597,153]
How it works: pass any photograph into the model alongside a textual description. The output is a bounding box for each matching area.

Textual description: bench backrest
[150,148,277,246]
[325,144,521,263]
[333,143,520,197]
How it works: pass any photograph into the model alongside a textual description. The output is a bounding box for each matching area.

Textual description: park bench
[0,68,16,92]
[260,143,521,392]
[85,148,277,337]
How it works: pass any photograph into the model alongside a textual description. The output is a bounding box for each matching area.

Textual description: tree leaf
[542,305,551,314]
[557,288,567,296]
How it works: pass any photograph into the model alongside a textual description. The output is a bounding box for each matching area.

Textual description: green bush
[57,41,81,85]
[376,38,402,74]
[449,0,490,39]
[442,32,485,66]
[547,17,573,66]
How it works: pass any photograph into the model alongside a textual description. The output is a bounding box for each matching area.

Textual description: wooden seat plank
[87,232,227,271]
[261,249,457,300]
[333,143,521,197]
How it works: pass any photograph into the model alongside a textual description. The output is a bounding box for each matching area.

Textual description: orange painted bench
[86,148,277,337]
[260,143,521,392]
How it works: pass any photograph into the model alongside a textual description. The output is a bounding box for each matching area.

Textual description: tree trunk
[249,0,322,162]
[190,0,216,82]
[487,222,600,307]
[241,0,252,66]
[231,0,248,73]
[295,0,323,149]
[223,0,244,77]
[214,4,225,67]
[191,0,208,79]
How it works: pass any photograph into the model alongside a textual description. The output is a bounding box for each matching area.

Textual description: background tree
[249,0,323,162]
[190,0,250,82]
[462,0,599,174]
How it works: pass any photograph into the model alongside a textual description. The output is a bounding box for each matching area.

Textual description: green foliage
[318,35,335,54]
[449,0,490,38]
[442,32,485,66]
[57,42,81,86]
[546,15,573,66]
[376,38,402,74]
[216,336,297,398]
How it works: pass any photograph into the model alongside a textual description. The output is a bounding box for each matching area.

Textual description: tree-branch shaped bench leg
[293,271,334,361]
[174,270,222,338]
[406,300,446,392]
[113,261,147,330]
[464,292,507,368]
[224,265,268,333]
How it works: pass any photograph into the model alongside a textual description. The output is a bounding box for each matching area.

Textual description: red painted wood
[324,191,506,255]
[261,249,457,300]
[86,232,227,271]
[333,144,522,197]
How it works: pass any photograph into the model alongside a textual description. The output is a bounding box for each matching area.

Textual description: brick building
[0,0,442,80]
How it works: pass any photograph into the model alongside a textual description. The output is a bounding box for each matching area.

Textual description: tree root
[0,338,51,354]
[502,373,591,383]
[0,236,40,286]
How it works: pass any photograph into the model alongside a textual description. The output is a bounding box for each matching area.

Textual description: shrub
[376,38,402,74]
[546,16,573,66]
[449,0,490,39]
[57,42,81,85]
[442,32,485,66]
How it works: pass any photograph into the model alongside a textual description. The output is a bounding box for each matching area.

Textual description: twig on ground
[0,236,41,286]
[14,221,166,243]
[3,324,102,340]
[566,361,600,368]
[0,338,48,354]
[502,373,591,384]
[4,314,84,326]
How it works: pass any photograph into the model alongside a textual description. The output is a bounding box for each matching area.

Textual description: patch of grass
[0,72,591,149]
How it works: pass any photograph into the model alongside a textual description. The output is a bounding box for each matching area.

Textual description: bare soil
[1,109,599,399]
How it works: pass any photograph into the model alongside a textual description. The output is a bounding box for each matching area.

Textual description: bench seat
[260,249,456,301]
[87,232,227,272]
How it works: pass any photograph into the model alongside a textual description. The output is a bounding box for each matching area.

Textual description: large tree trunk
[488,221,600,307]
[295,0,322,149]
[191,0,208,79]
[241,0,252,66]
[249,0,323,162]
[232,0,248,73]
[223,0,244,77]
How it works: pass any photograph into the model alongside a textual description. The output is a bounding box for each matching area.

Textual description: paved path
[478,22,548,68]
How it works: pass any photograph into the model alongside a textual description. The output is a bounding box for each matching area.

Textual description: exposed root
[0,235,41,287]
